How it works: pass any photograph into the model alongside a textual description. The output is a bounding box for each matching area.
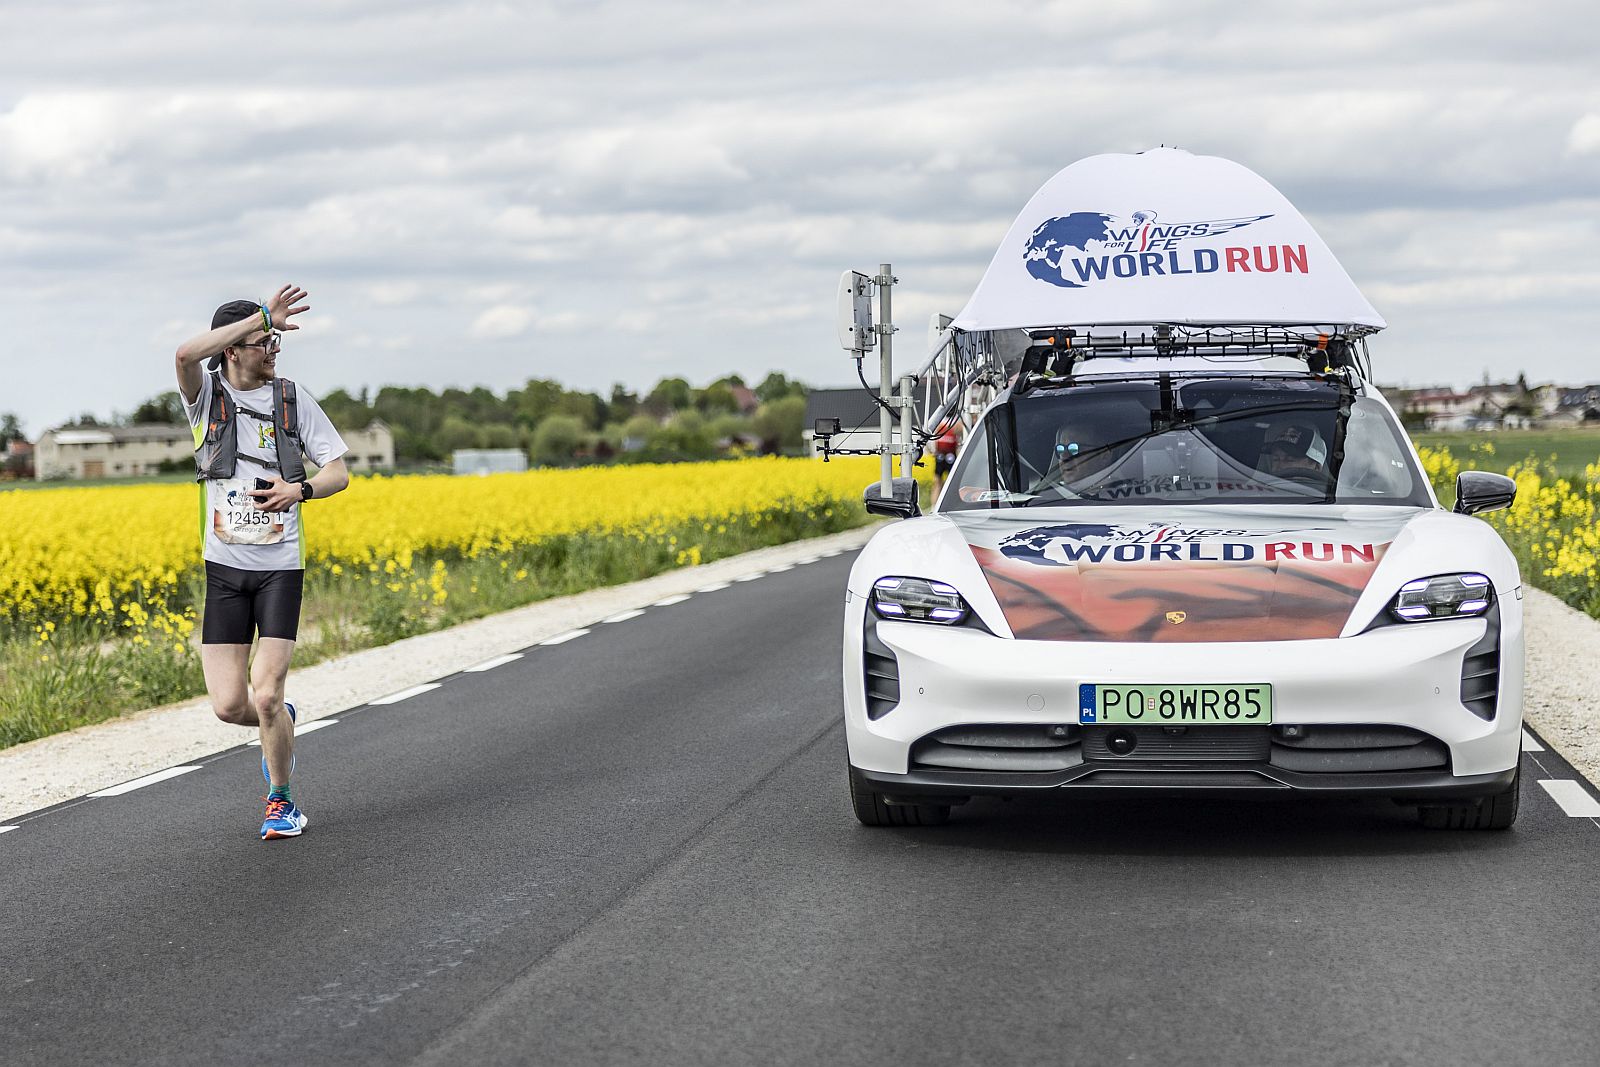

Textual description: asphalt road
[4,549,1600,1067]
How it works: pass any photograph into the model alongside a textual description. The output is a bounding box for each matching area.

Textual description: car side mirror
[864,477,921,520]
[1453,470,1516,515]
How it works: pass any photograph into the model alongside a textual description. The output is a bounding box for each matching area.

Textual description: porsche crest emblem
[1165,611,1187,625]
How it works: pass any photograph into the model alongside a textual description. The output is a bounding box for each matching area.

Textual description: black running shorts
[202,562,305,644]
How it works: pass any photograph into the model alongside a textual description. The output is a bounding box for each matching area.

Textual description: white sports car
[838,150,1523,829]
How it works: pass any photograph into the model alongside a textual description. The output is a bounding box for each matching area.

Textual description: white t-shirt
[183,372,348,571]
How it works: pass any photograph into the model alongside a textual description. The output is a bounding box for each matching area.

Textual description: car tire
[1417,765,1520,830]
[849,765,951,827]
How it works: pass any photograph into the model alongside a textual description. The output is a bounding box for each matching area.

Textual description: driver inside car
[1259,419,1328,479]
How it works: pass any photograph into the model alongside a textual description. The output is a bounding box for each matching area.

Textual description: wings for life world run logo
[998,523,1381,566]
[1023,210,1309,289]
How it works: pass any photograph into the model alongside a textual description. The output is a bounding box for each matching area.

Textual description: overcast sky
[1,0,1596,435]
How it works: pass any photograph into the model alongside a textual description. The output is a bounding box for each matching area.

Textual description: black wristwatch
[299,481,314,501]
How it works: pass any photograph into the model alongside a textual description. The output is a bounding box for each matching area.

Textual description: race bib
[212,477,288,545]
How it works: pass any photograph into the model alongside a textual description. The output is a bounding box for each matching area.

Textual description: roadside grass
[0,506,869,749]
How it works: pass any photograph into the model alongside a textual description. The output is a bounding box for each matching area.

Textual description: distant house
[2,438,34,480]
[803,388,886,459]
[32,419,394,480]
[340,420,396,473]
[34,425,192,480]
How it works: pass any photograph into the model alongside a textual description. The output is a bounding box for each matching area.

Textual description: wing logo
[1024,209,1286,289]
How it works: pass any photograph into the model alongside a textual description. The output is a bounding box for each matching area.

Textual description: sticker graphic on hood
[968,521,1391,643]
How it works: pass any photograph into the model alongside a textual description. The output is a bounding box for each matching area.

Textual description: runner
[174,285,350,840]
[932,417,962,493]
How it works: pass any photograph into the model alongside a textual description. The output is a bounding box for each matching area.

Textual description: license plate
[1078,683,1273,725]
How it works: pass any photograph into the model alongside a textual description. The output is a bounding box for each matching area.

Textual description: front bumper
[843,604,1525,785]
[856,764,1519,802]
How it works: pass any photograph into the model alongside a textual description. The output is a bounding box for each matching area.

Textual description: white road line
[464,653,523,673]
[696,582,731,593]
[246,720,340,746]
[1521,729,1545,752]
[793,557,820,565]
[0,826,17,834]
[1539,779,1600,817]
[653,594,692,607]
[88,766,202,798]
[540,629,591,646]
[369,683,442,705]
[766,563,794,573]
[603,609,646,624]
[734,573,765,582]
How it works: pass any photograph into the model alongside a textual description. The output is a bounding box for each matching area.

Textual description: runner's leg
[252,637,296,786]
[201,564,257,724]
[252,570,305,789]
[201,645,254,723]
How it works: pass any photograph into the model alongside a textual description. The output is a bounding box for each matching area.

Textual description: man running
[175,285,350,840]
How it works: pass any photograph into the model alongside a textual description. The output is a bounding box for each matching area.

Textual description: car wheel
[848,765,951,827]
[1417,765,1520,830]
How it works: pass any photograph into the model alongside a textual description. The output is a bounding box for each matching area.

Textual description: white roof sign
[950,148,1385,334]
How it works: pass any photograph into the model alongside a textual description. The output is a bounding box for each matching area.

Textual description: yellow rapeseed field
[0,456,884,637]
[1418,444,1600,615]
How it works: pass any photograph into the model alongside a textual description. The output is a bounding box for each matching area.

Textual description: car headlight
[871,576,969,624]
[1389,573,1493,622]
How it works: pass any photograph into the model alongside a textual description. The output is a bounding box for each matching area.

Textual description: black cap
[208,300,263,370]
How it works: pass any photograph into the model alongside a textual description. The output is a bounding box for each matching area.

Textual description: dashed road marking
[793,557,820,565]
[0,826,17,834]
[696,582,731,593]
[766,564,794,573]
[247,719,340,746]
[464,653,523,673]
[1522,729,1544,752]
[540,628,591,646]
[370,683,443,705]
[735,573,765,582]
[652,594,692,607]
[1539,779,1600,817]
[88,766,202,798]
[603,609,646,623]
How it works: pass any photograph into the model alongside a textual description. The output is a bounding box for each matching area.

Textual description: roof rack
[1014,323,1369,391]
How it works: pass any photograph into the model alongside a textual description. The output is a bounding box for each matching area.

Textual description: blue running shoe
[261,700,298,785]
[260,796,308,840]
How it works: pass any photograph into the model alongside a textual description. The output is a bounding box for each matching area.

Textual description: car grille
[1083,725,1270,761]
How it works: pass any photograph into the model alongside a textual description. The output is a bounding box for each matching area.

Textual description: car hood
[943,504,1424,643]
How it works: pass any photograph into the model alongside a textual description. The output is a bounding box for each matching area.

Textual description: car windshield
[941,375,1431,510]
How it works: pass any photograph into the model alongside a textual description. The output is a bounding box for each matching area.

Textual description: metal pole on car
[877,264,894,497]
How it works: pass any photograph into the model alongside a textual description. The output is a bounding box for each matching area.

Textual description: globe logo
[1023,213,1115,289]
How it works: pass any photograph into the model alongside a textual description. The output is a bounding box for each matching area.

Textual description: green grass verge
[0,506,870,750]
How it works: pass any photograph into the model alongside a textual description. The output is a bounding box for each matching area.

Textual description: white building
[34,420,394,480]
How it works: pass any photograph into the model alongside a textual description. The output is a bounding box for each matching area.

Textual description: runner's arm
[175,316,260,404]
[307,456,350,500]
[173,285,311,404]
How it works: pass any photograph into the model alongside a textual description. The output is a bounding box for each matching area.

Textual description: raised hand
[266,284,311,331]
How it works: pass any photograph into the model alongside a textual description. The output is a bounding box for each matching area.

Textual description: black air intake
[1459,602,1501,720]
[863,615,900,720]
